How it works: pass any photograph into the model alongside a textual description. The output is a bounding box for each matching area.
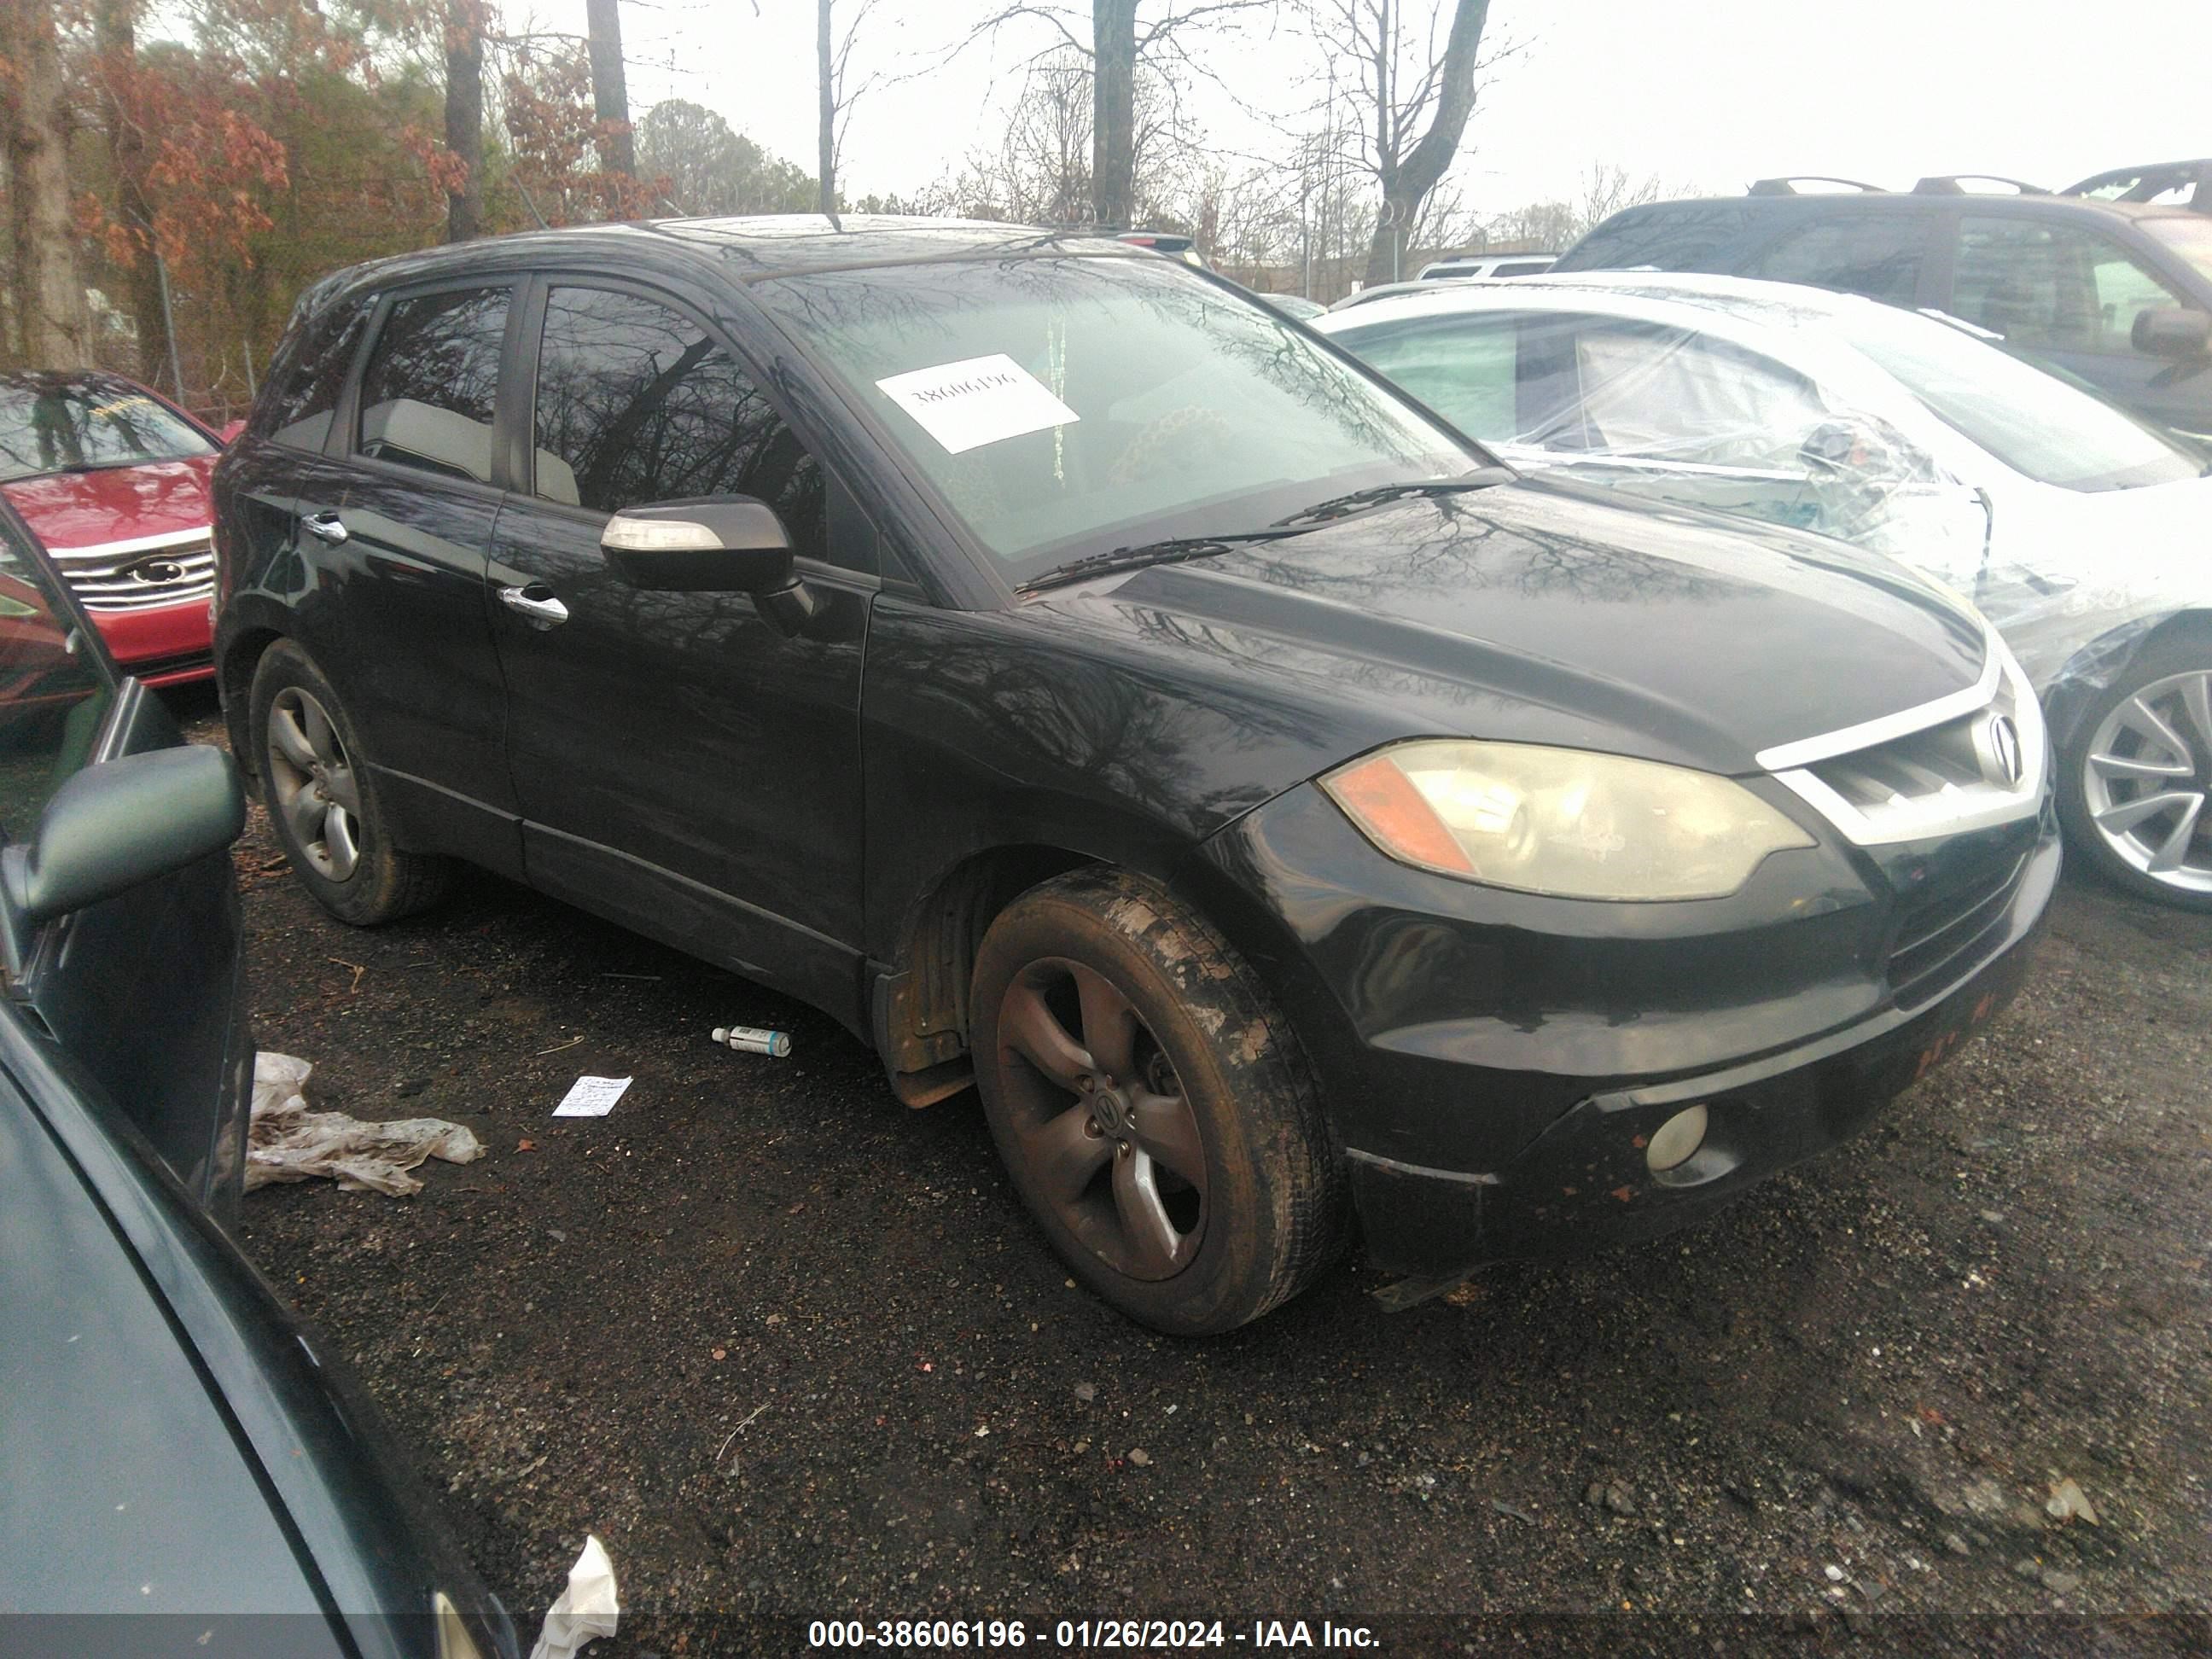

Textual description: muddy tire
[970,867,1347,1335]
[249,638,451,925]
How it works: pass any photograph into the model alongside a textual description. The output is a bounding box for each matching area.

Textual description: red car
[0,370,234,687]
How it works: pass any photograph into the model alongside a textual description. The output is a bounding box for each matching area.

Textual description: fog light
[1645,1105,1708,1173]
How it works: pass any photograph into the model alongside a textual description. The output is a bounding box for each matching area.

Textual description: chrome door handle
[498,585,570,628]
[300,510,348,544]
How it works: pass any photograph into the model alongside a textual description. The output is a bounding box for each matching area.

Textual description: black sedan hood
[1038,475,1988,776]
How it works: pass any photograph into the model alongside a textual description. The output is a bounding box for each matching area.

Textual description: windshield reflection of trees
[754,257,1464,562]
[0,377,211,477]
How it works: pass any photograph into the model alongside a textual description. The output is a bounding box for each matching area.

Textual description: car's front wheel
[249,639,451,925]
[2058,634,2212,911]
[970,868,1346,1335]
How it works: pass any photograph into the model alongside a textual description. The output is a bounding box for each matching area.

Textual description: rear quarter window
[250,295,372,452]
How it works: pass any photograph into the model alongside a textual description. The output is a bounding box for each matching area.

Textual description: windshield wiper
[1271,469,1511,528]
[1017,530,1300,594]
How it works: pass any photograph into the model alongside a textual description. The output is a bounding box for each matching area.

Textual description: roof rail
[1748,176,1884,196]
[1911,174,2049,196]
[2062,158,2212,212]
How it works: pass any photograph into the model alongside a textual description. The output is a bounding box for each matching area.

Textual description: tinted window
[0,375,215,485]
[355,287,510,484]
[1951,218,2187,355]
[1554,204,1757,272]
[530,286,826,563]
[1331,313,1523,440]
[253,297,370,452]
[0,519,114,842]
[1746,216,1924,305]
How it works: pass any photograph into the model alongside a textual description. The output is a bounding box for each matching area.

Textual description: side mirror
[601,498,795,593]
[2132,307,2211,361]
[2,747,245,933]
[218,417,248,444]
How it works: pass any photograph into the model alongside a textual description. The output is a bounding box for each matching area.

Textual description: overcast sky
[552,0,2203,219]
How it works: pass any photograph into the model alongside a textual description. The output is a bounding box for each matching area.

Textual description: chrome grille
[1764,640,2046,847]
[48,529,216,613]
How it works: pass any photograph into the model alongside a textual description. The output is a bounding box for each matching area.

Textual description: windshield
[1835,306,2203,491]
[0,378,215,485]
[2141,215,2212,285]
[754,255,1474,581]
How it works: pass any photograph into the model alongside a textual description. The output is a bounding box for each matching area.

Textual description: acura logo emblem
[127,557,186,585]
[1987,713,2023,787]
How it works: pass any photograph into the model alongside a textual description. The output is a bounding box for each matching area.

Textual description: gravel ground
[178,692,2212,1656]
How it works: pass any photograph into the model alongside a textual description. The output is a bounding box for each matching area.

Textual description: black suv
[214,215,2055,1333]
[1555,166,2212,439]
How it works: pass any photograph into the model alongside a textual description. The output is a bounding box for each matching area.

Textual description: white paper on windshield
[874,354,1078,454]
[553,1075,632,1117]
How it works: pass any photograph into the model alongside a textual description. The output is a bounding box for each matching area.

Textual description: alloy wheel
[993,958,1208,1281]
[2081,669,2212,897]
[265,685,364,882]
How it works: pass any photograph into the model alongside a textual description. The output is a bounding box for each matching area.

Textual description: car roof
[1318,267,1895,330]
[308,213,1138,301]
[1593,187,2194,229]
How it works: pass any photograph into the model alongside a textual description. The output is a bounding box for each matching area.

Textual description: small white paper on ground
[874,353,1078,454]
[527,1534,619,1659]
[553,1076,632,1118]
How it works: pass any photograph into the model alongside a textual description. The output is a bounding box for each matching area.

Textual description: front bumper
[1200,781,2060,1283]
[92,598,215,686]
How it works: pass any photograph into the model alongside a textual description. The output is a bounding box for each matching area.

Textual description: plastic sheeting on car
[1339,294,2211,699]
[247,1051,483,1197]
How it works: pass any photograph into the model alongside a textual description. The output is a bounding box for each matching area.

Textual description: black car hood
[1037,475,1988,777]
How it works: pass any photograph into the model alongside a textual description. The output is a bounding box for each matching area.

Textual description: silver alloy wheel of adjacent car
[264,684,364,882]
[2081,669,2212,897]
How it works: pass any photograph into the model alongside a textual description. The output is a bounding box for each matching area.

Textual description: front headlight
[1321,740,1816,900]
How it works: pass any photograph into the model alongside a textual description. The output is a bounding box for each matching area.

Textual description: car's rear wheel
[970,867,1345,1335]
[2058,636,2212,911]
[249,639,451,924]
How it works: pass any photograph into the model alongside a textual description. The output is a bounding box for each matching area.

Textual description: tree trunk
[1361,0,1489,288]
[444,1,486,242]
[1,0,94,367]
[817,0,835,214]
[1091,0,1138,230]
[585,0,635,178]
[94,0,171,386]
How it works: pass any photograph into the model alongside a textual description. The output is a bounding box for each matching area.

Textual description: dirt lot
[180,690,2212,1656]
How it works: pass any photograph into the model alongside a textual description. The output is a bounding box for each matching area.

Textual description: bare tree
[942,3,1264,230]
[1303,0,1493,287]
[0,0,93,366]
[584,0,633,178]
[818,0,882,214]
[445,0,487,242]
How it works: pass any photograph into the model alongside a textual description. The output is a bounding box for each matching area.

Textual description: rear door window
[527,284,830,564]
[1521,315,1833,467]
[354,286,512,485]
[0,517,114,842]
[1745,215,1929,305]
[1950,218,2189,355]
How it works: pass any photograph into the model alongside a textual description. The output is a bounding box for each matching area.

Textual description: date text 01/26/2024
[806,1619,1380,1650]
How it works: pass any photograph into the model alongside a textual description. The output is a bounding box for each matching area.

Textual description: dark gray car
[1555,168,2212,439]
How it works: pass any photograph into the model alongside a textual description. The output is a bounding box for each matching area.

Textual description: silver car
[1320,272,2212,908]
